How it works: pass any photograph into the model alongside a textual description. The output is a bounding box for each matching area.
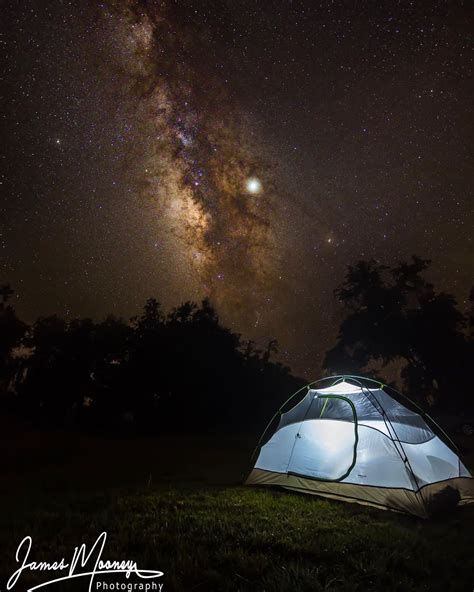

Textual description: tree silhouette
[9,293,302,433]
[324,257,471,408]
[0,284,27,392]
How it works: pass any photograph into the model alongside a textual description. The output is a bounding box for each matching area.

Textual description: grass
[1,418,473,591]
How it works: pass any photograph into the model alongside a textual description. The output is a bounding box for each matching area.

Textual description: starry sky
[3,0,473,377]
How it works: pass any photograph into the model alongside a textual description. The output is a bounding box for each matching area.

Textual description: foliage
[1,292,302,432]
[0,285,27,392]
[324,257,472,407]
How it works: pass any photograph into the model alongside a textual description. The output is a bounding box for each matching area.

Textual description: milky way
[107,1,284,329]
[3,0,473,377]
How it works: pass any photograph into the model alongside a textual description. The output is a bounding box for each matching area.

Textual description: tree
[19,316,86,417]
[324,257,471,408]
[11,291,303,434]
[0,284,27,392]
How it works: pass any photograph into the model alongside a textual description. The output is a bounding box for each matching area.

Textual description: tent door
[287,394,358,482]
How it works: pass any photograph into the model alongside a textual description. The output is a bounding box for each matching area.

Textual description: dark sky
[3,0,473,376]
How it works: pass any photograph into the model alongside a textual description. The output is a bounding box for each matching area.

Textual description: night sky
[3,1,473,376]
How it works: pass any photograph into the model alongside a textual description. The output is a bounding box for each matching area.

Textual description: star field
[2,0,473,376]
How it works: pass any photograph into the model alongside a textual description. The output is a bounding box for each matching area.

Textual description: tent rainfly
[246,376,474,518]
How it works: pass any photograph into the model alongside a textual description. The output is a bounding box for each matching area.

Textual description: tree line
[0,289,302,433]
[0,256,472,434]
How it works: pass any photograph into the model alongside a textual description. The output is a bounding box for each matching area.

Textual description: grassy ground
[1,417,473,591]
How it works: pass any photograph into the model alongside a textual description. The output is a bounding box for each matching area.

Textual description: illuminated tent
[246,376,474,518]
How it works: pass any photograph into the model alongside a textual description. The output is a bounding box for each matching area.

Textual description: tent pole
[249,375,345,466]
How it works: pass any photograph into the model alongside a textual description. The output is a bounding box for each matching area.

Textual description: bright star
[245,177,262,194]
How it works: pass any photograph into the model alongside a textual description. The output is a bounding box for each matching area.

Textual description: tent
[246,375,474,518]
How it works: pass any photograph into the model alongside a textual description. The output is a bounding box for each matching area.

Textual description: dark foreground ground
[1,416,473,592]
